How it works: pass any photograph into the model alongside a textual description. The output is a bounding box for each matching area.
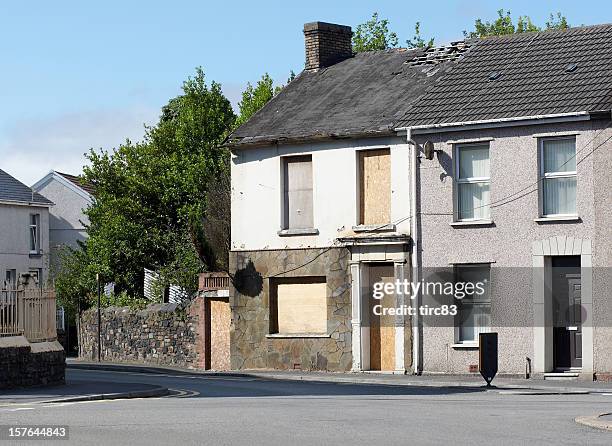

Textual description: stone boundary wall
[79,297,205,369]
[0,336,65,389]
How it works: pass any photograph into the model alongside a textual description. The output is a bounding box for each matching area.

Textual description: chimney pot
[303,21,353,71]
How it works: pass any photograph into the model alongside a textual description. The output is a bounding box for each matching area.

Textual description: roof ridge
[474,22,612,43]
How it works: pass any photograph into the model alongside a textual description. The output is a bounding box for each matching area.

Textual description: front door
[368,264,395,371]
[552,256,582,370]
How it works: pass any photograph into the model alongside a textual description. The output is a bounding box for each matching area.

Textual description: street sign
[479,332,498,387]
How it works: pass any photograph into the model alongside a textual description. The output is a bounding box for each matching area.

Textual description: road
[1,368,611,445]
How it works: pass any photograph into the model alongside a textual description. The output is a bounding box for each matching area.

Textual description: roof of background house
[398,24,612,127]
[227,45,467,148]
[56,172,95,195]
[0,169,53,206]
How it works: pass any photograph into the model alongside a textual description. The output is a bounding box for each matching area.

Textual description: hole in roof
[565,63,578,72]
[488,71,502,80]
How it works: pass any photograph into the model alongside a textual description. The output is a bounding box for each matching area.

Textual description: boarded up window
[283,156,313,229]
[359,149,391,225]
[270,277,327,334]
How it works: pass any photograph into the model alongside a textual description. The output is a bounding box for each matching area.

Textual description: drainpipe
[407,128,422,375]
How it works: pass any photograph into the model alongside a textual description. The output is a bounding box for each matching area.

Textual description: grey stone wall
[0,337,65,389]
[230,247,352,371]
[79,298,205,369]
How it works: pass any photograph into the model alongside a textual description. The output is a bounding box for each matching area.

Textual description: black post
[97,273,101,362]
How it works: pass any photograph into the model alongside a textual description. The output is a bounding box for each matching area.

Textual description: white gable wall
[231,136,411,251]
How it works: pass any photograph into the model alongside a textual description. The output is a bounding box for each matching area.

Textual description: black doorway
[551,256,582,370]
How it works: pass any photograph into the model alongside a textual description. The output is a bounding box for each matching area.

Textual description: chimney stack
[303,22,353,71]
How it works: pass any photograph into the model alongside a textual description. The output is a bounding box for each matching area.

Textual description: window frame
[453,263,492,345]
[280,154,315,232]
[269,276,328,336]
[538,136,578,218]
[29,213,40,254]
[454,143,491,222]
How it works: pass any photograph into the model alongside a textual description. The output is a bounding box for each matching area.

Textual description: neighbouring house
[228,21,612,380]
[31,171,94,275]
[0,169,64,388]
[0,169,53,287]
[397,24,612,380]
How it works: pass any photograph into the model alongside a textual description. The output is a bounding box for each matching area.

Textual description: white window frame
[29,214,40,254]
[454,144,491,222]
[454,264,492,345]
[538,137,577,218]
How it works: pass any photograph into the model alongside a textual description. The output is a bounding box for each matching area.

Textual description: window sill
[450,220,494,227]
[277,228,319,237]
[266,333,331,339]
[534,216,580,223]
[352,224,396,233]
[451,342,479,349]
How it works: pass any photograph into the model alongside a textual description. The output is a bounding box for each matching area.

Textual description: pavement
[1,367,611,445]
[67,358,612,395]
[0,376,168,405]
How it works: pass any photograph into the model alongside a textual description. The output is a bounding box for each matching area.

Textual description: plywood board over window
[270,277,327,334]
[359,149,391,225]
[283,155,314,229]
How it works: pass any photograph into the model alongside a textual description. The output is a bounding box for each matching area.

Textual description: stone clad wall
[79,298,205,369]
[230,247,352,371]
[0,336,65,389]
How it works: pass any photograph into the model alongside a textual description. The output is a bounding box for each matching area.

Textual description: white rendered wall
[231,136,411,251]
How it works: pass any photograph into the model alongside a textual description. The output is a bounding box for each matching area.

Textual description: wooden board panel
[359,149,391,225]
[368,264,395,371]
[277,281,327,334]
[209,298,231,371]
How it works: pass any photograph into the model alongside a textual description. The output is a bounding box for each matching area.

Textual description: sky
[1,0,610,185]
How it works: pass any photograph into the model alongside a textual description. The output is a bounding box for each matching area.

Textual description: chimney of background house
[303,22,353,71]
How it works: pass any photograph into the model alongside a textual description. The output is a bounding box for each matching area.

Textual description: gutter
[396,111,592,135]
[407,128,422,375]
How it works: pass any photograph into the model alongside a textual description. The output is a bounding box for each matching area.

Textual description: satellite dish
[423,141,436,160]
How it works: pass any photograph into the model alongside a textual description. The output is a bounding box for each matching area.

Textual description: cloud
[0,106,159,185]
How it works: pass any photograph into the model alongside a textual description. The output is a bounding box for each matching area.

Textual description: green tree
[465,9,569,38]
[406,22,434,49]
[81,67,235,298]
[352,12,399,52]
[236,73,279,127]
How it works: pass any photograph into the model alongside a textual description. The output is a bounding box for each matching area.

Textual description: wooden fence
[199,272,230,292]
[0,288,57,342]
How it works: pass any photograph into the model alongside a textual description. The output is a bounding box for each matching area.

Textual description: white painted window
[29,214,40,254]
[540,138,577,216]
[271,277,327,335]
[455,144,490,221]
[282,156,314,229]
[455,264,491,343]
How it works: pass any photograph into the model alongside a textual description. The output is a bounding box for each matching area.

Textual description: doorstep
[543,372,580,381]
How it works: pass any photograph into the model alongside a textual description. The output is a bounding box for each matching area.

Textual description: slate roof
[57,172,95,195]
[228,47,460,147]
[0,169,53,206]
[398,24,612,127]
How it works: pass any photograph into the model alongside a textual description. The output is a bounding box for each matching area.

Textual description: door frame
[347,241,410,373]
[532,237,593,378]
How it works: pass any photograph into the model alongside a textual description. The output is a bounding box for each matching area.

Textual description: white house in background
[32,171,93,274]
[0,169,53,287]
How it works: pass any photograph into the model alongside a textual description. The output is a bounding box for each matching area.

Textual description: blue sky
[1,0,610,184]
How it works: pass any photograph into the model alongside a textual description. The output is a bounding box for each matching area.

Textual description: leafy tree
[352,12,399,52]
[406,22,434,49]
[80,67,235,298]
[545,12,570,30]
[465,9,569,38]
[236,73,279,127]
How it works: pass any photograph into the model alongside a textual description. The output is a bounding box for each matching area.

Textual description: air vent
[488,71,502,80]
[565,63,578,72]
